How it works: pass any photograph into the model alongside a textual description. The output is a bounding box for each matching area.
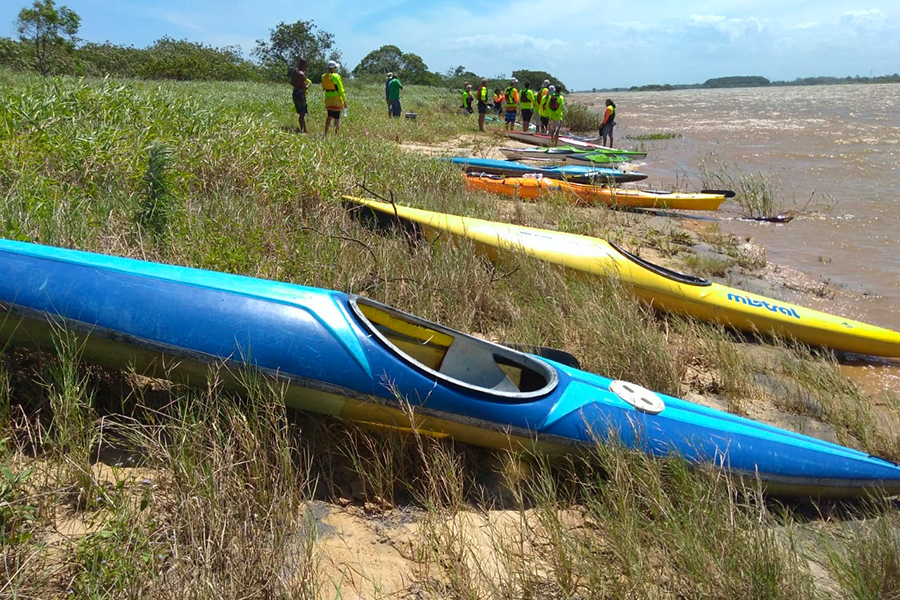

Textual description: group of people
[289,57,615,146]
[461,78,567,144]
[290,58,349,136]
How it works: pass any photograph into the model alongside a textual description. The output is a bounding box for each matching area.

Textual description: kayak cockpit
[609,241,711,287]
[350,296,558,400]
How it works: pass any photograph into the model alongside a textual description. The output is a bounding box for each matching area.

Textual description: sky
[3,0,899,90]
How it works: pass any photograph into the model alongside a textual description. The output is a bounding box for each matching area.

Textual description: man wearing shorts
[545,85,565,146]
[322,60,347,135]
[537,80,550,133]
[475,78,489,131]
[599,99,616,147]
[519,81,536,132]
[385,72,393,117]
[290,58,311,133]
[387,74,403,118]
[504,78,519,130]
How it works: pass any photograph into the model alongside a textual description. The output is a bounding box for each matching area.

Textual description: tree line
[2,0,567,90]
[614,73,900,92]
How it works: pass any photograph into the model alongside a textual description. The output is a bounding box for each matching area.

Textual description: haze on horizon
[2,0,898,90]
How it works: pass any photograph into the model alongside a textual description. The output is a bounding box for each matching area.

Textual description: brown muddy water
[576,84,900,393]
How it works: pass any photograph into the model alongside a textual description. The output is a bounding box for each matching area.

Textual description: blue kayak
[1,239,898,497]
[448,157,648,184]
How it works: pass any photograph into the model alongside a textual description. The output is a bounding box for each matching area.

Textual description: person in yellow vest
[475,78,490,131]
[504,78,519,131]
[537,79,550,134]
[599,98,616,147]
[519,81,536,133]
[545,85,565,146]
[322,60,347,136]
[461,83,474,114]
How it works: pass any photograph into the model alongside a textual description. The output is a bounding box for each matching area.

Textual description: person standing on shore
[461,83,474,114]
[493,88,504,115]
[290,57,312,133]
[387,73,403,118]
[504,78,519,131]
[385,72,393,117]
[599,99,616,147]
[519,81,536,133]
[475,78,490,131]
[537,79,550,133]
[322,60,347,136]
[545,85,565,146]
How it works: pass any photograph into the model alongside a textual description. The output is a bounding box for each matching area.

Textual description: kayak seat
[438,336,520,393]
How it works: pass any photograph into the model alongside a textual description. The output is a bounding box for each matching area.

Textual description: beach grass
[1,67,898,598]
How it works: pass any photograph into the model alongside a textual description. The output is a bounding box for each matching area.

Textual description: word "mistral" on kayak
[726,293,801,319]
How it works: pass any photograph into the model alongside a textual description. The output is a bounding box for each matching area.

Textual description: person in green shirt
[322,60,348,136]
[545,85,565,146]
[387,74,403,118]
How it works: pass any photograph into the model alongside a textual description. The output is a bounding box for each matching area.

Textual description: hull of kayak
[465,175,725,211]
[2,239,900,497]
[344,197,900,358]
[498,147,630,164]
[450,157,648,184]
[503,131,648,157]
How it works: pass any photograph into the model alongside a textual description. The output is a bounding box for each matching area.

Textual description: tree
[512,70,566,92]
[352,44,437,84]
[16,0,81,75]
[252,20,341,82]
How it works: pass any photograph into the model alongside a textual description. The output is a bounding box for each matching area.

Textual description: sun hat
[387,72,393,78]
[542,79,550,86]
[327,60,339,69]
[548,85,556,92]
[510,77,518,83]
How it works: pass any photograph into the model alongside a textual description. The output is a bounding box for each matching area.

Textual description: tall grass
[1,67,897,599]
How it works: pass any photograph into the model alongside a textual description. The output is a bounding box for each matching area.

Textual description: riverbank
[2,69,899,599]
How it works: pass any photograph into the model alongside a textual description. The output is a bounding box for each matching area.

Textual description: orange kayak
[465,175,726,211]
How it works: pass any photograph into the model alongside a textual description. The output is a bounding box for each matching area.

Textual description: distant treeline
[0,34,566,91]
[591,73,900,93]
[0,36,267,81]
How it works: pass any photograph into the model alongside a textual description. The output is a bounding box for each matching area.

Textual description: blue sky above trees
[3,0,898,89]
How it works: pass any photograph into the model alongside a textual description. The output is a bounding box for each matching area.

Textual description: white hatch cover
[609,380,665,414]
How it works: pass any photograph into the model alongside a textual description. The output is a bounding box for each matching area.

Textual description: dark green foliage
[131,37,262,82]
[136,142,176,238]
[703,75,771,88]
[15,0,81,75]
[352,44,441,85]
[252,19,341,83]
[562,101,603,132]
[511,69,566,92]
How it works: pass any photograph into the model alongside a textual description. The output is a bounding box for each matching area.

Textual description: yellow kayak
[345,196,900,357]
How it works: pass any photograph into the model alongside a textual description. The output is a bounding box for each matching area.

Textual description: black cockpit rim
[608,241,711,287]
[348,295,559,401]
